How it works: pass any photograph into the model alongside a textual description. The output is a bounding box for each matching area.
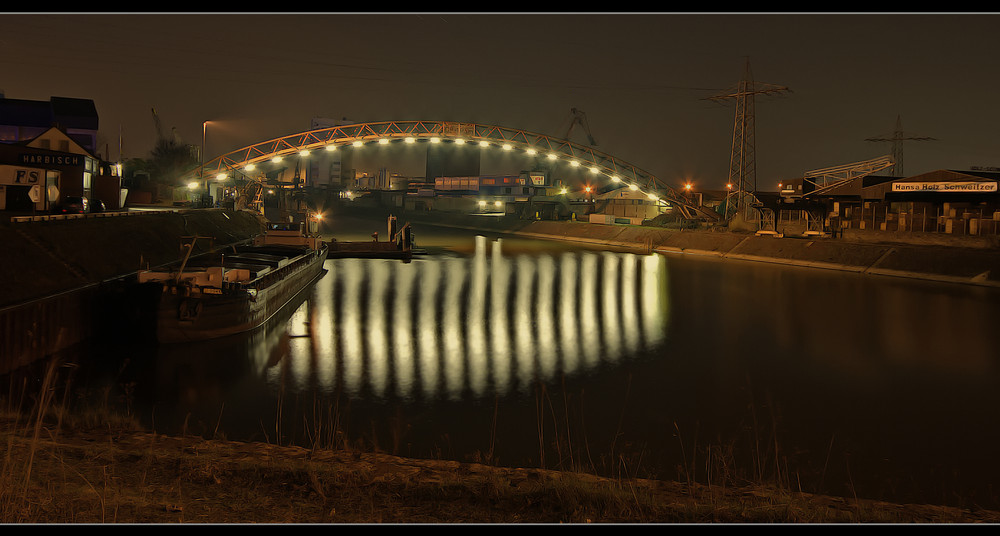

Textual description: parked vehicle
[90,199,107,213]
[52,196,89,214]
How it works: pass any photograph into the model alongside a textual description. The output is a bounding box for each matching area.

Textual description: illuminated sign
[892,181,997,193]
[18,153,83,167]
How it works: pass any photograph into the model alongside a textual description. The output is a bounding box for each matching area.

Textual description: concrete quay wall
[398,212,1000,288]
[0,209,265,373]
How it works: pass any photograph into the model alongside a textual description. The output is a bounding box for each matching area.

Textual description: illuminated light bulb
[246,164,256,171]
[502,143,512,151]
[430,137,441,143]
[299,149,310,156]
[405,137,416,143]
[647,193,658,201]
[526,148,537,155]
[379,138,389,145]
[215,173,226,181]
[611,175,621,182]
[454,138,464,145]
[494,200,502,207]
[589,166,599,174]
[479,140,489,147]
[325,144,337,151]
[187,181,199,189]
[272,156,283,163]
[353,140,363,147]
[560,187,568,194]
[570,160,580,167]
[478,200,486,207]
[547,153,558,160]
[629,183,639,191]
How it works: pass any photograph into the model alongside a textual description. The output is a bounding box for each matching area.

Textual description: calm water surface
[43,224,1000,509]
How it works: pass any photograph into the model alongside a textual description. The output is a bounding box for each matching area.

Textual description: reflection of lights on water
[490,240,512,394]
[418,260,441,399]
[515,255,536,389]
[342,258,364,395]
[468,236,489,397]
[535,254,557,381]
[265,240,670,400]
[367,260,390,397]
[443,257,466,400]
[393,260,416,398]
[579,252,600,370]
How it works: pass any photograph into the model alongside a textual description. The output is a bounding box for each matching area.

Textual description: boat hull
[152,245,328,344]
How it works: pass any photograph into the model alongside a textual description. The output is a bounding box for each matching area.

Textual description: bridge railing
[183,120,712,217]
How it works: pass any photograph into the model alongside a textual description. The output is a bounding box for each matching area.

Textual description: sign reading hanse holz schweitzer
[892,181,998,193]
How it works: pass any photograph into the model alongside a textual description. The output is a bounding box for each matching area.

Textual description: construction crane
[151,107,165,141]
[864,115,936,177]
[151,107,186,145]
[563,107,597,145]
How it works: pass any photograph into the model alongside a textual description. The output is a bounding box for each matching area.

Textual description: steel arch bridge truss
[188,120,719,220]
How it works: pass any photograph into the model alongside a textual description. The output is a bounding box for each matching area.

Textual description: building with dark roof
[0,95,121,212]
[0,95,99,155]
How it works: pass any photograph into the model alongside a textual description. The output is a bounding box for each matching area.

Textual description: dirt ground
[3,422,1000,524]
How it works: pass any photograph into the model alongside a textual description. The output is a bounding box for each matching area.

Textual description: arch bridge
[188,120,719,220]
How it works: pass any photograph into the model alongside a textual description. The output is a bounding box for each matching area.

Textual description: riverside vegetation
[3,359,1000,524]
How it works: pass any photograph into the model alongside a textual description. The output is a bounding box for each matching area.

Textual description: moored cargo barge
[137,222,328,343]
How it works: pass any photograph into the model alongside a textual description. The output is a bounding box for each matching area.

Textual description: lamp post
[200,120,211,207]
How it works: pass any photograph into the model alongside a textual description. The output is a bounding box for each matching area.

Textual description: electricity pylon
[705,58,790,223]
[864,115,936,177]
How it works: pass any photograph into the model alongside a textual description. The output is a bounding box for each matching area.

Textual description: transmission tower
[705,58,790,223]
[864,115,936,177]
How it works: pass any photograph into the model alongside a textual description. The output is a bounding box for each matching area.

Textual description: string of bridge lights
[193,134,682,206]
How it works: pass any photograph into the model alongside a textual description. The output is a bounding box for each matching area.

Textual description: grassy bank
[3,360,999,524]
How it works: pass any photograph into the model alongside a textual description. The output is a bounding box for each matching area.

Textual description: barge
[137,221,329,344]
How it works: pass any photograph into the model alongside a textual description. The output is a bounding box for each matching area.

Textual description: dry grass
[3,360,1000,523]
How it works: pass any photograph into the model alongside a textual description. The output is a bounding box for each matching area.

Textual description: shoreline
[369,208,1000,288]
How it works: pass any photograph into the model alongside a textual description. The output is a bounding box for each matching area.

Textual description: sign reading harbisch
[892,181,998,193]
[18,153,83,167]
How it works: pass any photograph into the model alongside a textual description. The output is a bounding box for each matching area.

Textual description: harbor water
[29,223,1000,510]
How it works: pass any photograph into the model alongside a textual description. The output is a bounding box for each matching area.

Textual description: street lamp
[200,120,211,207]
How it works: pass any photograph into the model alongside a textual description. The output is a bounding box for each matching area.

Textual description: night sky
[1,12,997,190]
